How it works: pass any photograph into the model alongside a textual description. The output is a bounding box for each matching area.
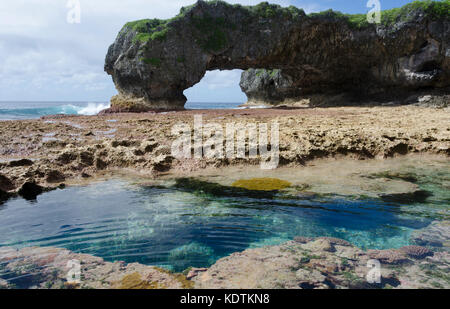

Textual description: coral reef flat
[0,106,449,195]
[0,105,449,289]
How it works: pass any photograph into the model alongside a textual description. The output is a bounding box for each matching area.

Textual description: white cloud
[0,0,320,101]
[201,70,244,90]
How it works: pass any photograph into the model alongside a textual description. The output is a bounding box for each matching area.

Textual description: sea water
[0,160,448,272]
[0,101,245,120]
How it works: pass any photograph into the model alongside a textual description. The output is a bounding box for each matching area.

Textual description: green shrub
[122,0,449,48]
[309,0,449,29]
[380,0,450,26]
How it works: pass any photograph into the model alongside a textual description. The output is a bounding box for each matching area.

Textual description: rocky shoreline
[0,105,449,200]
[0,105,449,289]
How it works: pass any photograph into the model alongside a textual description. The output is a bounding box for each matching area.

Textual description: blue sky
[0,0,418,103]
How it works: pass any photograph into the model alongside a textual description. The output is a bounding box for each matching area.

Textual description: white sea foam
[77,102,110,115]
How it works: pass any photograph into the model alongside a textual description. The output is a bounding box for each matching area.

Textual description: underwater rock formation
[105,0,449,111]
[193,235,450,289]
[1,222,449,289]
[0,246,191,289]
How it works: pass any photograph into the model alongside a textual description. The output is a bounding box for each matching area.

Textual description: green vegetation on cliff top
[311,0,449,29]
[123,0,449,47]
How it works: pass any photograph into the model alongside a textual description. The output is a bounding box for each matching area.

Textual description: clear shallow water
[0,169,448,272]
[0,101,245,120]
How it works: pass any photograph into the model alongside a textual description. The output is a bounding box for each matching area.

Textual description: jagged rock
[57,151,78,165]
[105,1,449,111]
[302,239,335,252]
[0,189,8,202]
[366,249,409,265]
[95,157,108,170]
[294,236,313,244]
[399,246,433,259]
[0,174,15,192]
[141,141,159,153]
[111,140,141,148]
[81,172,91,178]
[153,145,171,156]
[240,69,304,105]
[317,237,352,247]
[296,269,327,289]
[18,181,44,200]
[45,170,66,183]
[411,221,450,249]
[79,151,95,166]
[193,238,448,289]
[152,155,173,172]
[9,159,34,167]
[186,268,208,280]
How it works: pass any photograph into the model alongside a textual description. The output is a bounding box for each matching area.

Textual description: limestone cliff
[105,0,449,111]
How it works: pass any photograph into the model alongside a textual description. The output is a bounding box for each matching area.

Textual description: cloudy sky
[0,0,414,103]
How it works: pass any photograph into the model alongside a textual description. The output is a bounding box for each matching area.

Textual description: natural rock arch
[104,0,449,111]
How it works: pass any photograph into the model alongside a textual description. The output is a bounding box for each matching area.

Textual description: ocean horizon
[0,101,246,120]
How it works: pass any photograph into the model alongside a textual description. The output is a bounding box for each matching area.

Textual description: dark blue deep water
[0,170,448,272]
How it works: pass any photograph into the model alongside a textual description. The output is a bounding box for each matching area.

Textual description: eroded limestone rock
[105,1,449,111]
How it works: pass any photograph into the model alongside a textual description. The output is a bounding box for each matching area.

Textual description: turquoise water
[0,102,243,120]
[0,102,110,120]
[0,170,448,272]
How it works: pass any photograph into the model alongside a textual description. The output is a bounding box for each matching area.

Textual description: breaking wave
[0,102,110,120]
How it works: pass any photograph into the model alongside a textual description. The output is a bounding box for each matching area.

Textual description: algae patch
[154,267,195,289]
[114,272,160,289]
[232,178,292,191]
[174,177,291,198]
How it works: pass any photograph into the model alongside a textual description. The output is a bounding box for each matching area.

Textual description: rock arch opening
[183,69,247,109]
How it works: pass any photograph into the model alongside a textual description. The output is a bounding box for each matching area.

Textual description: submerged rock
[168,242,215,272]
[174,177,277,198]
[366,171,419,183]
[0,246,189,289]
[105,1,449,110]
[380,189,432,203]
[231,178,291,191]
